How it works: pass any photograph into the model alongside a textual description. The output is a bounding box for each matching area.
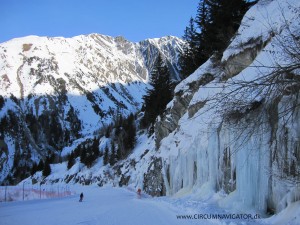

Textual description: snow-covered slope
[0,186,272,225]
[0,187,190,225]
[0,34,184,183]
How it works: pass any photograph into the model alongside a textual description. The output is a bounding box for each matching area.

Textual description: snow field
[0,186,193,225]
[1,186,299,225]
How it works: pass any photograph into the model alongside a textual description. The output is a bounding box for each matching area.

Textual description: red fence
[0,184,73,202]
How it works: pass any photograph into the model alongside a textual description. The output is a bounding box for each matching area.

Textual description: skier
[79,192,84,202]
[137,188,141,199]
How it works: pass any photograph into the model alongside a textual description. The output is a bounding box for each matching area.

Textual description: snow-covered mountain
[0,34,184,182]
[1,0,300,222]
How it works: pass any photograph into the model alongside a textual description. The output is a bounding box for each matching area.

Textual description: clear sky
[0,0,198,43]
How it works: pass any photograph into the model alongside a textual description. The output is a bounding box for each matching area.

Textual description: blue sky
[0,0,197,43]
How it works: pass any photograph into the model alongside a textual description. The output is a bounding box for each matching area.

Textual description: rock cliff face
[0,34,184,183]
[151,0,300,214]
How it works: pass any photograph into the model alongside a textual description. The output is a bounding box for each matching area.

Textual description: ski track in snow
[0,186,266,225]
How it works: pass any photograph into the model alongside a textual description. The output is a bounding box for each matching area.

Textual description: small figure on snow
[79,192,84,202]
[137,188,141,198]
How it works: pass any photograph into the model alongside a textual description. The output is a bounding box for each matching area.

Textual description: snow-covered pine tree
[179,0,257,78]
[142,54,173,132]
[179,17,199,78]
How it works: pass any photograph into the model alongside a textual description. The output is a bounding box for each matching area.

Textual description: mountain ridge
[0,33,185,183]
